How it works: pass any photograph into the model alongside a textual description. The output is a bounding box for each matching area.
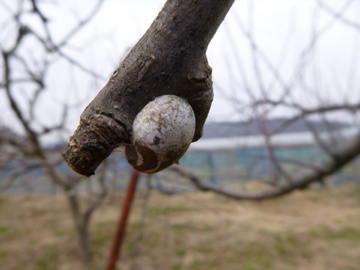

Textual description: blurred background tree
[0,0,109,262]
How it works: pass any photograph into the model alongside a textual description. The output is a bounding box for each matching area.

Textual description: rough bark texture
[63,0,235,176]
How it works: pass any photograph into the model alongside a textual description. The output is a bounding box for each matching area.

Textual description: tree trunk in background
[0,1,107,263]
[66,190,92,262]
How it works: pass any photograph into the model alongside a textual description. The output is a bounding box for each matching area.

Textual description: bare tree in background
[56,0,360,203]
[0,0,107,262]
[171,0,360,200]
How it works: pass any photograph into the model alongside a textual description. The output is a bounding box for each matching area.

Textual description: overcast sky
[0,0,359,142]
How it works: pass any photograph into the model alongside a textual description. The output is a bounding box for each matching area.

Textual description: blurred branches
[0,0,107,263]
[172,1,360,200]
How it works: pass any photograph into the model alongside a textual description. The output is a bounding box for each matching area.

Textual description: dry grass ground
[1,183,360,270]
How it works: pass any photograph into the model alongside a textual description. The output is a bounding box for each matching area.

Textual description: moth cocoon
[125,95,195,173]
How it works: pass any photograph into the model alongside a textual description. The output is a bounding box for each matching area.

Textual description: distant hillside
[202,118,349,139]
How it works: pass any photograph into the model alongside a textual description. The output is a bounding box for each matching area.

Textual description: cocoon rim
[125,95,195,173]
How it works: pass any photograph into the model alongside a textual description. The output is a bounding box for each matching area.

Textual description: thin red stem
[105,169,140,270]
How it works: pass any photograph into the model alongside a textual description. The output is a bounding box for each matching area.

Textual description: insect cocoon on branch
[125,95,195,173]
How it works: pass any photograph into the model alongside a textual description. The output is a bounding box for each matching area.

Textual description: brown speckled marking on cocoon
[125,95,195,173]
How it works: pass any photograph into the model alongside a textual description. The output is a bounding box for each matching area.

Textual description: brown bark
[62,0,235,176]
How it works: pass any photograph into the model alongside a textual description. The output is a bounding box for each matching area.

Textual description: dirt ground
[1,183,360,270]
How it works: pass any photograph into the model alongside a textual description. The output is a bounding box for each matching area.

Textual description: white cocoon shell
[128,95,195,173]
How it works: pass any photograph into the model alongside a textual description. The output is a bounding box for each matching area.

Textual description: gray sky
[0,0,359,142]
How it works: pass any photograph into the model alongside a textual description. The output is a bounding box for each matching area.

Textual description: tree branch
[63,0,235,176]
[171,131,360,200]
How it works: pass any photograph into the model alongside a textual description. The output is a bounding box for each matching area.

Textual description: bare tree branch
[0,0,111,262]
[317,0,360,32]
[63,0,236,176]
[172,130,360,200]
